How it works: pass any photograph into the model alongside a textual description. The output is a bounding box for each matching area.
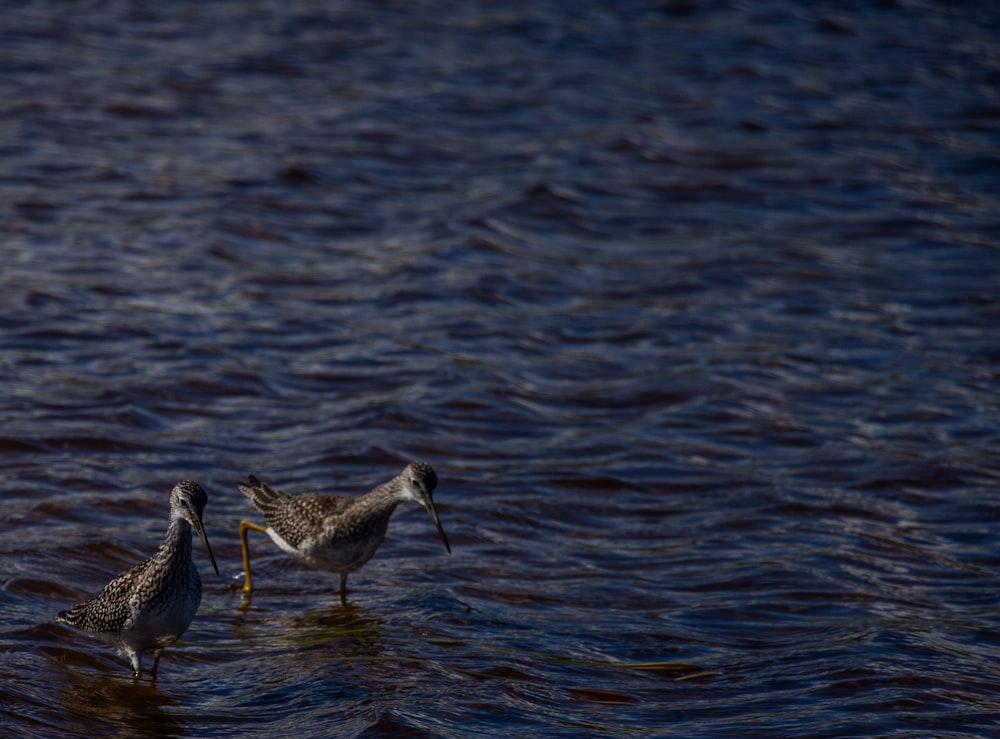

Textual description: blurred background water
[1,1,999,736]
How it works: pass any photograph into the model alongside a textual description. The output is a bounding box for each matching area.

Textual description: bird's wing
[58,558,150,633]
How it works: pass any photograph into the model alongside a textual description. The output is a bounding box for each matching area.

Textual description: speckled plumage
[57,480,219,678]
[239,461,450,599]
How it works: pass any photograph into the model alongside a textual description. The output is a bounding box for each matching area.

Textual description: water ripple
[2,1,999,737]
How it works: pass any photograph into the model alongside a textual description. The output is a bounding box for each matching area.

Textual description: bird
[238,461,450,601]
[56,480,219,679]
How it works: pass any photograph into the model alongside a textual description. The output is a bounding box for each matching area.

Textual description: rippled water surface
[2,1,1000,736]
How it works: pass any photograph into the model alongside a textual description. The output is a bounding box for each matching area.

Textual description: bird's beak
[193,517,220,575]
[422,499,451,555]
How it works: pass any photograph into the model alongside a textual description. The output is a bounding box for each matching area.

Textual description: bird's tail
[239,475,284,507]
[56,603,85,626]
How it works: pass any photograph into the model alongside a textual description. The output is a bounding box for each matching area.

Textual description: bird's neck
[159,516,193,561]
[358,479,405,517]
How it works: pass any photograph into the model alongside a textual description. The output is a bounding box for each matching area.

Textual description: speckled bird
[238,461,450,601]
[56,480,219,679]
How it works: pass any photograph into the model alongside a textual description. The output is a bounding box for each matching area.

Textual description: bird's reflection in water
[57,668,183,738]
[233,598,389,673]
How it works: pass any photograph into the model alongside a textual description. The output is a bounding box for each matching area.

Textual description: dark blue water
[2,1,1000,736]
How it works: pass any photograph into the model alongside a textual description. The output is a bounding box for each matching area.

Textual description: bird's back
[240,475,354,549]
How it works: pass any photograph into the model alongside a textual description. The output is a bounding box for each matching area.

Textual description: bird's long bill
[194,518,220,575]
[423,499,451,554]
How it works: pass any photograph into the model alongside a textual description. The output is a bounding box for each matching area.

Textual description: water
[2,1,999,736]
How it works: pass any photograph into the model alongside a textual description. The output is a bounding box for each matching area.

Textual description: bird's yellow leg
[239,520,269,594]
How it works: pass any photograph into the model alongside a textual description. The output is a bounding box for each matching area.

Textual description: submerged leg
[150,648,164,679]
[239,520,269,594]
[338,572,348,605]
